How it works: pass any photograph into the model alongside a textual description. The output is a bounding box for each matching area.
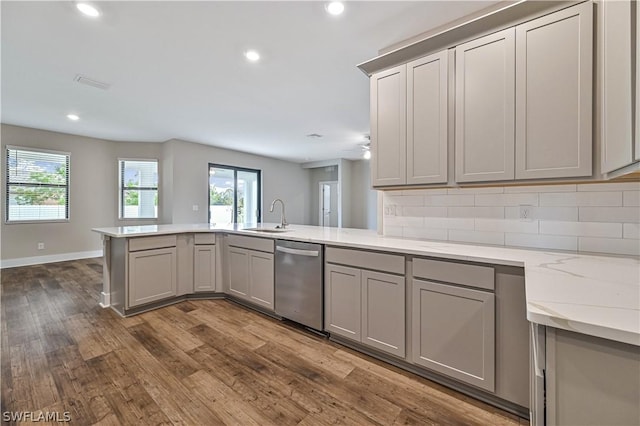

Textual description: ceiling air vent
[306,133,323,138]
[73,74,111,90]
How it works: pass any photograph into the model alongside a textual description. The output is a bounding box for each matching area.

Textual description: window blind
[119,159,158,219]
[6,147,70,222]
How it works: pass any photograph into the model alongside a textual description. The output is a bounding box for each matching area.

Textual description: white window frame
[118,158,159,220]
[5,145,71,224]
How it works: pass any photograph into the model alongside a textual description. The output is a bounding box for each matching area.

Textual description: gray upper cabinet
[601,0,635,172]
[412,279,495,392]
[406,51,449,185]
[371,65,407,187]
[455,28,516,183]
[637,0,640,162]
[515,1,593,179]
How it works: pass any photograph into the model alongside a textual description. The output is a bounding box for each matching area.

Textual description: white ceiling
[2,1,497,163]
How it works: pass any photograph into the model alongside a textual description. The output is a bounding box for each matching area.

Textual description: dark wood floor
[1,258,526,425]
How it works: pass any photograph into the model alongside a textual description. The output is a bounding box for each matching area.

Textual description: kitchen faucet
[270,198,288,229]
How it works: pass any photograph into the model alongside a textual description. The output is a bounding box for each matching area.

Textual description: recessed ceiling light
[244,50,260,62]
[326,2,345,16]
[66,114,80,121]
[76,2,101,18]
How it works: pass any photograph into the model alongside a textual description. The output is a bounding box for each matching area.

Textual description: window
[119,159,158,219]
[208,164,261,225]
[6,146,70,223]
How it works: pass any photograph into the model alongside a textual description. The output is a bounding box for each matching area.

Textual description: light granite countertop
[93,223,640,346]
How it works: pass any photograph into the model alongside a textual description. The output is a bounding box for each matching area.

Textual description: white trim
[100,291,111,308]
[0,250,103,269]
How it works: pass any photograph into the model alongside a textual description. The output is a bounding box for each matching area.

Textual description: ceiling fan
[342,135,371,159]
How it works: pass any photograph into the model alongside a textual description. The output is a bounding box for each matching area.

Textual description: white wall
[350,159,377,230]
[1,125,312,262]
[2,125,114,260]
[308,166,339,226]
[157,139,312,225]
[382,182,640,256]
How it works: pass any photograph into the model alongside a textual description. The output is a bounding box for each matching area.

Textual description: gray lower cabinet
[361,270,405,358]
[228,247,250,298]
[128,247,177,307]
[248,251,274,310]
[412,279,495,392]
[194,245,216,292]
[544,327,640,426]
[226,243,274,311]
[325,261,406,358]
[325,264,362,341]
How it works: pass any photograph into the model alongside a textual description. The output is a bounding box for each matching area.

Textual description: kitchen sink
[245,227,291,233]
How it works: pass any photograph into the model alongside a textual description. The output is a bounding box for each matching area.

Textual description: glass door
[209,164,261,225]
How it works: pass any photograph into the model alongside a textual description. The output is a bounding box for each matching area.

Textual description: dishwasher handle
[276,245,320,257]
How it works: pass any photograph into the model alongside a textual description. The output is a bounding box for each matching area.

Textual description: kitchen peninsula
[93,223,640,424]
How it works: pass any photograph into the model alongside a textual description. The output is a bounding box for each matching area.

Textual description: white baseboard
[1,250,103,269]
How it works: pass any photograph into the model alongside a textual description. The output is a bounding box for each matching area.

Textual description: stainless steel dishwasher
[275,240,323,331]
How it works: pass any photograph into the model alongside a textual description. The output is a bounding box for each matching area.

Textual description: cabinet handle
[276,246,319,257]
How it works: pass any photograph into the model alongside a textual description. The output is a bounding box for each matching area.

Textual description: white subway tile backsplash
[449,230,505,245]
[475,193,539,206]
[579,207,640,223]
[402,206,447,217]
[504,184,577,193]
[447,187,504,194]
[385,182,640,256]
[448,206,505,218]
[533,207,580,221]
[623,223,640,239]
[475,219,539,234]
[424,217,475,230]
[403,188,448,196]
[578,237,640,256]
[384,216,424,228]
[424,194,475,206]
[539,221,622,238]
[394,195,425,206]
[404,227,448,241]
[577,182,639,192]
[506,233,578,251]
[384,226,403,238]
[623,191,640,207]
[540,192,622,207]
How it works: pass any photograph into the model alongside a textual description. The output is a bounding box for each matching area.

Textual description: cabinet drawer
[194,233,216,245]
[128,235,177,252]
[326,247,404,275]
[412,258,494,291]
[227,235,274,253]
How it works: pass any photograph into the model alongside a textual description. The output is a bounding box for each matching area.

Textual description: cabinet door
[407,51,448,185]
[371,64,407,187]
[455,28,515,183]
[227,247,249,300]
[361,270,405,358]
[194,245,216,292]
[128,247,177,307]
[325,264,362,340]
[248,251,274,310]
[412,279,495,392]
[516,2,593,179]
[636,0,640,161]
[601,0,633,172]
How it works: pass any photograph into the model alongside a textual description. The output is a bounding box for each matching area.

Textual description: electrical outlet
[384,205,397,216]
[37,242,45,250]
[192,205,199,212]
[519,205,534,222]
